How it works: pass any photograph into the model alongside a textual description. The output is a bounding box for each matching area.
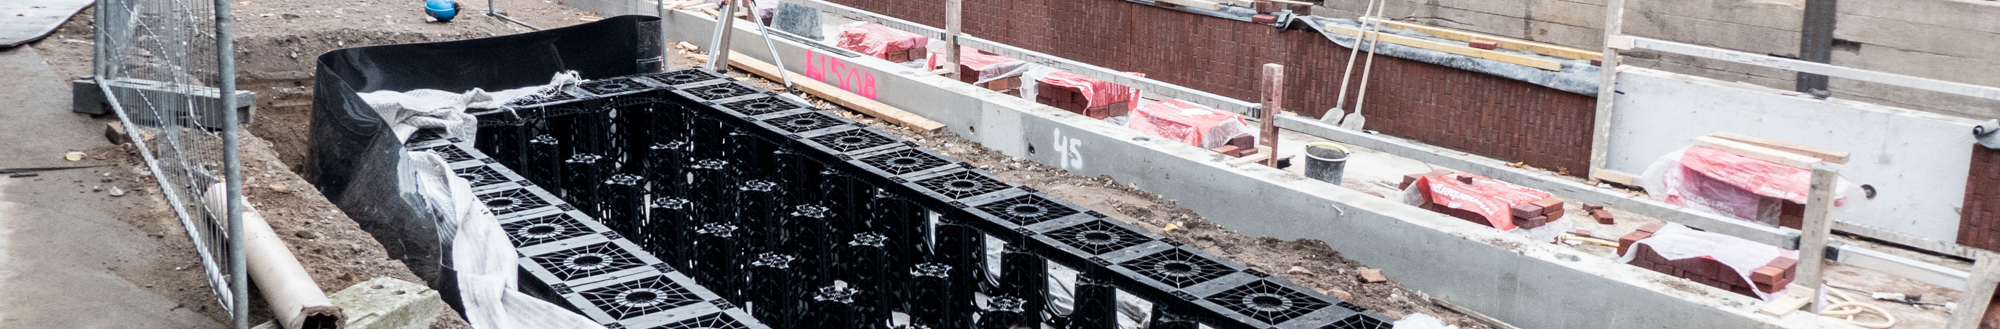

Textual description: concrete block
[1827,78,2000,120]
[330,277,446,329]
[1524,20,1604,50]
[1626,0,1804,32]
[71,77,257,128]
[1437,0,1530,18]
[1417,6,1533,40]
[1835,14,2000,60]
[1840,0,2000,35]
[1526,0,1605,29]
[1621,13,1800,57]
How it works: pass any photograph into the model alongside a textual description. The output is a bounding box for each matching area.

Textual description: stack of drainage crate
[404,131,768,329]
[442,68,1391,329]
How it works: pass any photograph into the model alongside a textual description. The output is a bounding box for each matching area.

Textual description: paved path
[0,46,225,328]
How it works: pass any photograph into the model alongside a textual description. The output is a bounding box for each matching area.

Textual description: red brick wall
[1958,146,2000,250]
[828,0,1596,174]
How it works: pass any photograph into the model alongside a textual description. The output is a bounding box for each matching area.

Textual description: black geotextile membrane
[302,15,661,311]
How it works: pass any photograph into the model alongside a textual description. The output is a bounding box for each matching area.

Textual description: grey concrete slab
[0,46,225,328]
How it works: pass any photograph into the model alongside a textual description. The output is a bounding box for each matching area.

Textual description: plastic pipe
[206,184,347,329]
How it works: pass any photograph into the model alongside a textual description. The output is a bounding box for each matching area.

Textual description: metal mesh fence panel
[92,0,242,319]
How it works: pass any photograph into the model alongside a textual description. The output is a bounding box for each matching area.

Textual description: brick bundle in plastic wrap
[1640,146,1865,227]
[835,22,930,63]
[1125,99,1257,151]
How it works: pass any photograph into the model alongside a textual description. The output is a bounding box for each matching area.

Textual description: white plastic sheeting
[1616,223,1797,301]
[410,152,604,329]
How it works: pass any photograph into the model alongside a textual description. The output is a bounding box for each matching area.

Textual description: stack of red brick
[1246,1,1309,24]
[1034,71,1140,119]
[1398,169,1557,230]
[1619,223,1798,297]
[1509,197,1564,229]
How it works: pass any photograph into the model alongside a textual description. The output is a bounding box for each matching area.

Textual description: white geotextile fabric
[410,152,604,329]
[1616,222,1796,301]
[1392,314,1461,329]
[360,72,584,143]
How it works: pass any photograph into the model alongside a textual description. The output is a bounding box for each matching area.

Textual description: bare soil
[31,0,598,327]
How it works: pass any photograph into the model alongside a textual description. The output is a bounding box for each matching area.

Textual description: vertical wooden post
[1950,252,2000,329]
[944,0,963,79]
[1587,0,1625,182]
[1260,64,1283,167]
[1794,165,1839,309]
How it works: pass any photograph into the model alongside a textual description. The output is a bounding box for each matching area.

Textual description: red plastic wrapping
[1037,70,1141,110]
[926,46,1021,73]
[1412,172,1553,231]
[1679,146,1811,202]
[835,22,929,61]
[1126,99,1253,150]
[1646,146,1859,226]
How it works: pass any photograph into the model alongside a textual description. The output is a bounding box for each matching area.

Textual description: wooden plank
[725,51,947,132]
[1589,0,1625,187]
[1706,132,1850,164]
[1227,146,1275,167]
[1374,20,1602,60]
[1260,64,1282,167]
[1691,136,1824,169]
[1794,165,1839,310]
[944,0,962,79]
[1756,284,1817,317]
[1588,169,1637,185]
[1623,36,2000,101]
[1321,25,1564,71]
[1949,252,2000,329]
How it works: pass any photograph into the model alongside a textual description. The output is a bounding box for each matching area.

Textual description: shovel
[1326,0,1388,131]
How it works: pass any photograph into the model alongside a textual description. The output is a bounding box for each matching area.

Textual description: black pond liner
[306,15,1385,328]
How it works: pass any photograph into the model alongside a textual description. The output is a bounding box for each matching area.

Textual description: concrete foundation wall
[1606,68,1986,243]
[648,9,1857,328]
[1314,0,2000,121]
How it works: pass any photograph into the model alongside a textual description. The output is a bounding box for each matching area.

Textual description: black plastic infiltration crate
[415,143,481,164]
[718,96,808,116]
[498,209,608,249]
[468,68,1384,329]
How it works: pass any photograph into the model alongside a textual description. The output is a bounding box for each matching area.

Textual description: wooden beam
[1949,252,2000,329]
[1373,20,1602,61]
[1706,132,1850,164]
[944,0,962,79]
[1589,0,1626,189]
[1756,284,1817,317]
[1794,165,1839,310]
[725,51,947,132]
[1260,64,1282,167]
[1227,146,1275,167]
[1321,24,1564,71]
[1691,136,1824,169]
[1619,35,2000,101]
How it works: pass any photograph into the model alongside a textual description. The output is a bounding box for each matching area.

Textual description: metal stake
[211,0,246,326]
[706,0,740,73]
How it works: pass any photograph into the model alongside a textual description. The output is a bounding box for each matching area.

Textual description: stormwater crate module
[458,68,1390,329]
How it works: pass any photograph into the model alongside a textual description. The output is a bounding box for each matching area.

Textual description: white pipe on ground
[206,183,347,329]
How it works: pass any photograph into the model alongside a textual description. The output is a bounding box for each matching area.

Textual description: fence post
[210,0,247,326]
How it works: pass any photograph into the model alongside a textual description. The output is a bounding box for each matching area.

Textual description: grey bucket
[1304,142,1349,184]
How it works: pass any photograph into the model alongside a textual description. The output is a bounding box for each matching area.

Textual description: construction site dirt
[21,0,1971,327]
